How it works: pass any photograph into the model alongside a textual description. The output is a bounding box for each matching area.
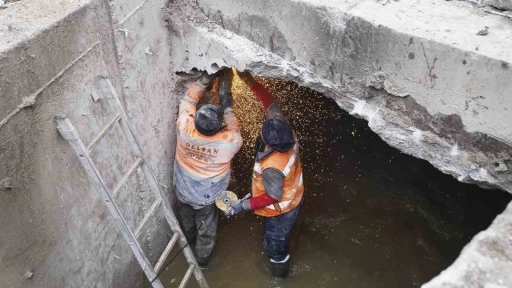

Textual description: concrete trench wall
[1,0,512,287]
[0,0,177,287]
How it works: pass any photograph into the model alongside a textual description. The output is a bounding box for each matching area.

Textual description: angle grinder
[215,191,251,212]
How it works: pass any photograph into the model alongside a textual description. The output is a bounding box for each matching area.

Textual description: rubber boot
[270,260,289,278]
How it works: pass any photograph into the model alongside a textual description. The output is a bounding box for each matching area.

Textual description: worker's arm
[225,168,283,216]
[218,76,240,132]
[238,72,286,121]
[246,168,283,209]
[223,109,240,131]
[217,73,243,150]
[225,109,243,152]
[177,74,213,127]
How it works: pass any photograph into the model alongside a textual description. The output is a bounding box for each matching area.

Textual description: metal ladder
[55,78,209,288]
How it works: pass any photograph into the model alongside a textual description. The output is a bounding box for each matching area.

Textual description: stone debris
[1,178,12,190]
[477,26,490,35]
[23,270,33,280]
[365,72,409,98]
[494,162,509,172]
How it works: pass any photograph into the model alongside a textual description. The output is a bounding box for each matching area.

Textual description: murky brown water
[153,77,511,288]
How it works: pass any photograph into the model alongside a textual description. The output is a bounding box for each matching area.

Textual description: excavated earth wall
[0,0,511,287]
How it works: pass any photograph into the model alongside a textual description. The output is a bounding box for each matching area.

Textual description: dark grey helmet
[261,118,295,152]
[194,104,224,136]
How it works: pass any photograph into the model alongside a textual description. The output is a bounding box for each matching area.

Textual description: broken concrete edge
[422,199,512,288]
[168,19,512,194]
[0,0,91,53]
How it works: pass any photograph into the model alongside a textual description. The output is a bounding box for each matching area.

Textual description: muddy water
[156,78,511,288]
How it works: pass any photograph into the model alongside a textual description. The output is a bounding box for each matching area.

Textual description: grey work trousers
[177,201,219,259]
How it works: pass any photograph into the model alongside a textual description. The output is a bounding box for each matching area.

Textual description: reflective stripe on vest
[253,144,298,175]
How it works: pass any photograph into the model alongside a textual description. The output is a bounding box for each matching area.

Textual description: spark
[227,69,347,189]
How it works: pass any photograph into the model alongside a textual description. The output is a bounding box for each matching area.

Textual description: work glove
[224,199,249,217]
[199,71,216,86]
[218,69,233,111]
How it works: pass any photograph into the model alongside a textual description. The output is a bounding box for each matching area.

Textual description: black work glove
[199,71,216,86]
[219,91,233,112]
[218,70,234,112]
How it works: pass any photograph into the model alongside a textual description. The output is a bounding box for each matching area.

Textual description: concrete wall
[0,0,177,287]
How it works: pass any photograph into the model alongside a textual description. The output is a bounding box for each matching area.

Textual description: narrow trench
[159,74,512,288]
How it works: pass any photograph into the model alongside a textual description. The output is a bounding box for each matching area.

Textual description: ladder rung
[112,158,143,197]
[135,198,162,237]
[178,264,195,288]
[154,233,180,273]
[87,114,121,151]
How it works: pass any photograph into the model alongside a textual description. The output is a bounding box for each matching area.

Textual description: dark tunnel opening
[161,74,512,288]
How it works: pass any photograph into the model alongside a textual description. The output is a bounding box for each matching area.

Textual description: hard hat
[195,104,224,136]
[261,119,295,152]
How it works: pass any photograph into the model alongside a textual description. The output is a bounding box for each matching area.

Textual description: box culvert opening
[160,71,512,287]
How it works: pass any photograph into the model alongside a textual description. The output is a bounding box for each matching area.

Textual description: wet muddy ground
[154,77,512,288]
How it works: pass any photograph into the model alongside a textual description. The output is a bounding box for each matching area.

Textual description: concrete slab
[188,0,512,192]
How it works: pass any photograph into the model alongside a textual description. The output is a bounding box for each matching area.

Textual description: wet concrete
[155,78,511,288]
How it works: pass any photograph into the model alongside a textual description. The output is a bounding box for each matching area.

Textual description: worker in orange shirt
[174,69,243,267]
[225,72,303,278]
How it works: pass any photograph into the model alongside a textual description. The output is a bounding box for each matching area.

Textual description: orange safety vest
[252,141,304,217]
[175,83,242,181]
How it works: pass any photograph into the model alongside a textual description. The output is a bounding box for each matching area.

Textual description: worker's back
[173,81,242,207]
[175,123,241,179]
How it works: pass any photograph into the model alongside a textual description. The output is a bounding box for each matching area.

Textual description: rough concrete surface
[424,200,512,288]
[165,0,512,286]
[0,0,178,287]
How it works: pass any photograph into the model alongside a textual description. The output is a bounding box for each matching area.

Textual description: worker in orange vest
[225,72,304,278]
[174,69,243,267]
